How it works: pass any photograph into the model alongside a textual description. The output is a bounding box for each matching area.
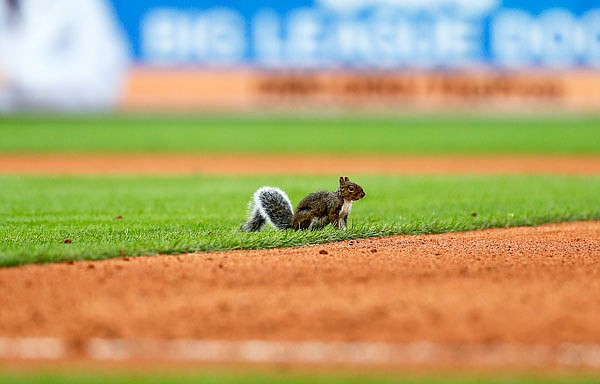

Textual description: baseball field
[1,114,599,383]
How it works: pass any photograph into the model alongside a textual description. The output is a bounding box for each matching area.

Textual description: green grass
[1,174,598,267]
[0,370,598,384]
[1,114,599,154]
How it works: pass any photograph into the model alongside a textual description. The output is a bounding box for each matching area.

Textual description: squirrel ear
[344,176,350,182]
[339,176,345,184]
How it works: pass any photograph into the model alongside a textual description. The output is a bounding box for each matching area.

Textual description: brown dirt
[1,221,598,348]
[0,153,599,175]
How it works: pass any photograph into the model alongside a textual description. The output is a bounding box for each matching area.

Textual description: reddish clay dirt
[0,153,599,175]
[1,221,598,348]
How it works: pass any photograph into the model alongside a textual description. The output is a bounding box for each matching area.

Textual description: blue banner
[109,0,600,69]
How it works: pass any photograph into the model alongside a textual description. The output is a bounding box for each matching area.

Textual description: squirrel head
[338,176,366,201]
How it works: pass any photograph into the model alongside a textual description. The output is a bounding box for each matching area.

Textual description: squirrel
[241,176,366,231]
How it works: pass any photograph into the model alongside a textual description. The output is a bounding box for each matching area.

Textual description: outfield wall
[111,0,600,111]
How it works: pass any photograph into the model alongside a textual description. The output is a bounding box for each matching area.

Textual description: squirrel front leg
[335,215,348,230]
[329,211,345,230]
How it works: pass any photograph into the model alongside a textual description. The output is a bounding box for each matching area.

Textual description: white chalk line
[1,337,600,368]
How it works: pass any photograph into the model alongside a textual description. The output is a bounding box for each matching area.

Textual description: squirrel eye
[348,186,355,192]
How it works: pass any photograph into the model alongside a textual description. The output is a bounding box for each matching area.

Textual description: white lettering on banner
[537,9,578,68]
[254,10,481,68]
[435,18,480,67]
[492,9,600,68]
[140,5,600,69]
[286,9,322,67]
[253,10,283,66]
[582,10,600,66]
[142,8,245,65]
[142,9,188,64]
[491,10,534,69]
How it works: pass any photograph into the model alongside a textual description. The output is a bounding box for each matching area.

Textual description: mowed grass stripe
[0,368,598,384]
[1,174,598,266]
[0,115,599,154]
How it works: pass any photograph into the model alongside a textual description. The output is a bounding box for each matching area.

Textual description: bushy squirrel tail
[241,187,294,232]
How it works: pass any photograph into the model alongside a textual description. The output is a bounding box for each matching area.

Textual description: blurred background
[1,0,599,114]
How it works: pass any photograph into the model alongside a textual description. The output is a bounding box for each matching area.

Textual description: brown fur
[292,176,365,230]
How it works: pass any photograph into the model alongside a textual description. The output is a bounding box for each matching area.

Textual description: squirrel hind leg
[293,213,328,230]
[308,216,330,230]
[241,206,266,232]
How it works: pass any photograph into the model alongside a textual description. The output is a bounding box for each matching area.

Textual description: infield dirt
[1,221,599,346]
